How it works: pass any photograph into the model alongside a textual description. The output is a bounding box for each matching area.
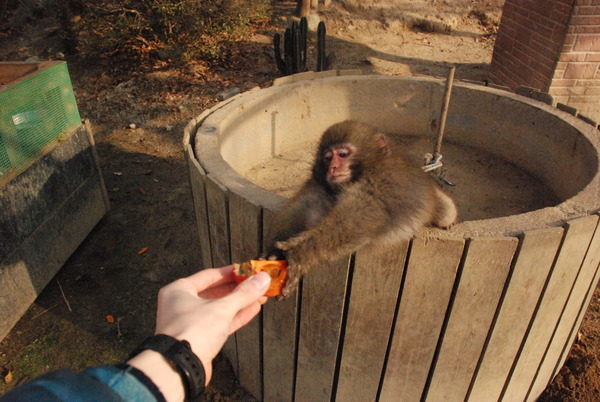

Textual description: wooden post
[296,0,311,17]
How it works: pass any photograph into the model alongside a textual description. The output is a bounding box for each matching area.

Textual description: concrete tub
[183,73,600,402]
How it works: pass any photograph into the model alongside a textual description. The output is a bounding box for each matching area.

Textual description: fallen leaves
[137,247,149,255]
[1,365,12,384]
[105,314,115,323]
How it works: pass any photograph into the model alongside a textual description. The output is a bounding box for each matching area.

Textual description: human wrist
[127,334,207,401]
[127,349,185,401]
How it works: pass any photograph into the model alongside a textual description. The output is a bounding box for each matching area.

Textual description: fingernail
[251,272,271,290]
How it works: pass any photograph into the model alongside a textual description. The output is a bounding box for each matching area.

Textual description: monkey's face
[323,144,357,187]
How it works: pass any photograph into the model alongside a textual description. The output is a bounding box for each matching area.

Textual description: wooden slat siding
[500,215,600,401]
[335,241,409,401]
[295,256,352,402]
[262,208,300,402]
[204,174,237,373]
[379,237,466,402]
[229,192,263,400]
[205,174,231,267]
[466,228,564,402]
[425,237,518,401]
[552,228,600,383]
[526,216,600,401]
[185,144,213,269]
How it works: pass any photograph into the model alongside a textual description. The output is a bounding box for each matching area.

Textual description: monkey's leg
[432,187,458,229]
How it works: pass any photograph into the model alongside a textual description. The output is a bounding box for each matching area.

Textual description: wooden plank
[0,62,39,85]
[204,174,230,267]
[204,174,237,373]
[185,144,213,269]
[500,215,599,401]
[466,227,564,402]
[262,208,300,402]
[426,237,518,401]
[552,245,600,382]
[526,217,600,401]
[295,255,352,402]
[379,237,465,402]
[0,174,106,340]
[228,191,263,400]
[335,241,409,401]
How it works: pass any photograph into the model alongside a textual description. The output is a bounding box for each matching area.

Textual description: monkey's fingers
[281,275,299,298]
[275,240,293,251]
[276,234,306,251]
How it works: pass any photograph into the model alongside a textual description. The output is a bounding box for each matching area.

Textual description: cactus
[317,21,326,72]
[273,17,328,76]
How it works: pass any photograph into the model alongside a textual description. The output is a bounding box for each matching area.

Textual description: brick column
[489,0,600,122]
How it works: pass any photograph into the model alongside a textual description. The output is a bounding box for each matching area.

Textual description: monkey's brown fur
[268,120,458,296]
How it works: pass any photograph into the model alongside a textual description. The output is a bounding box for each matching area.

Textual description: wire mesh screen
[0,62,81,176]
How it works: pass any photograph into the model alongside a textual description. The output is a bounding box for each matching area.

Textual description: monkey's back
[369,153,444,238]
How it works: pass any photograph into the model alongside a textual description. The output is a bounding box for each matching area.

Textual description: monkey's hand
[275,237,302,297]
[275,232,321,298]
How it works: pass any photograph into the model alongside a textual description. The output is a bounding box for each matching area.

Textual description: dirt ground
[1,0,600,400]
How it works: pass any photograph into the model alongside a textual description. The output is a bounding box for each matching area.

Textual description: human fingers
[183,265,235,293]
[230,302,263,333]
[222,272,271,312]
[198,282,236,299]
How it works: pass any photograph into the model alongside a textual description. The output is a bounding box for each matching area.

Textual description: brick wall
[550,1,600,119]
[489,0,574,91]
[489,0,600,123]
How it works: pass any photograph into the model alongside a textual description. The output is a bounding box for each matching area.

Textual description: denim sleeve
[0,365,164,402]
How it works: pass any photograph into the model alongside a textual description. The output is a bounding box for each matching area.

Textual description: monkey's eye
[338,147,352,158]
[324,150,333,163]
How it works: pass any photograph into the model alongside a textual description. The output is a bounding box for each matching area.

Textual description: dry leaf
[1,366,12,384]
[139,188,147,195]
[138,247,149,255]
[113,171,123,176]
[106,314,115,323]
[4,370,12,384]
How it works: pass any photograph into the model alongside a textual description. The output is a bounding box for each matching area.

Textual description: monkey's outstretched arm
[265,180,334,259]
[276,184,387,295]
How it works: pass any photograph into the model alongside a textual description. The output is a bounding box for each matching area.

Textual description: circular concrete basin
[184,72,600,402]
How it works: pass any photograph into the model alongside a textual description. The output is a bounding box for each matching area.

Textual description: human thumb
[228,272,271,307]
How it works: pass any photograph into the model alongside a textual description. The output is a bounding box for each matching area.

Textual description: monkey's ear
[374,133,391,156]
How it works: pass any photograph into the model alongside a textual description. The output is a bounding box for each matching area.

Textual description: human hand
[153,265,271,384]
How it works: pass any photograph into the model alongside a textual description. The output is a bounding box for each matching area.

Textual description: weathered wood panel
[335,241,409,401]
[204,174,237,372]
[379,237,465,402]
[295,255,351,402]
[425,237,518,401]
[0,124,108,341]
[466,227,564,402]
[185,144,213,269]
[500,215,600,401]
[552,238,600,383]
[526,216,600,400]
[204,175,230,267]
[262,208,300,402]
[229,192,263,399]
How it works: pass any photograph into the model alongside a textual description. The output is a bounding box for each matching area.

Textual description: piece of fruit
[232,260,288,297]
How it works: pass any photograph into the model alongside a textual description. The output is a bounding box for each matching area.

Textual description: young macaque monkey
[267,120,458,297]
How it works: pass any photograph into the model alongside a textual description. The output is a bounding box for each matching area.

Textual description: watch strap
[129,334,205,401]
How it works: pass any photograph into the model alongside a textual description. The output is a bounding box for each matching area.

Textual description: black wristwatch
[129,334,206,401]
